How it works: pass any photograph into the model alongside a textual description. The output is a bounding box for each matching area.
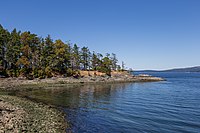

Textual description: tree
[0,24,123,78]
[53,39,70,73]
[96,53,103,69]
[0,25,10,72]
[101,56,112,76]
[110,53,118,71]
[91,52,98,71]
[16,31,39,77]
[80,46,90,70]
[40,35,54,69]
[117,65,121,71]
[97,53,103,60]
[122,61,125,71]
[5,28,21,76]
[71,44,80,70]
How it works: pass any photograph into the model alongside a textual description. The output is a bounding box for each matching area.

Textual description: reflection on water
[2,72,200,133]
[10,83,130,108]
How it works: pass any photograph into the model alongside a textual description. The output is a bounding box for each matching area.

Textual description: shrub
[38,69,45,79]
[45,66,52,78]
[66,68,74,77]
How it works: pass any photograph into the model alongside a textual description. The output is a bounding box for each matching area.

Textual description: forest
[0,24,125,79]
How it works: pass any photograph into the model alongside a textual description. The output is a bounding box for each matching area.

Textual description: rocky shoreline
[0,73,165,89]
[0,73,164,132]
[0,95,67,133]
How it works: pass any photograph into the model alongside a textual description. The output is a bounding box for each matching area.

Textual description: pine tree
[53,39,70,73]
[17,31,39,77]
[91,52,98,71]
[101,56,112,76]
[6,28,21,76]
[80,46,90,70]
[0,25,10,72]
[71,44,80,70]
[0,24,122,77]
[122,61,125,71]
[110,53,118,71]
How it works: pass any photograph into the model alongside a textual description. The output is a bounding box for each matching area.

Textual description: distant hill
[163,66,200,72]
[135,66,200,73]
[134,70,159,73]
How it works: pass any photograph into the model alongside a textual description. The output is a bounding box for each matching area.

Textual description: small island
[0,25,164,132]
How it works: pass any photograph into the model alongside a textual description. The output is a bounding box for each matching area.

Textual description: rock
[138,74,151,77]
[0,95,67,133]
[5,123,13,130]
[90,78,96,81]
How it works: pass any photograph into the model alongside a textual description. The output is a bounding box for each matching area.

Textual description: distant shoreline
[135,66,200,73]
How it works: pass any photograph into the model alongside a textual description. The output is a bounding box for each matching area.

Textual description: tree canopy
[0,25,125,78]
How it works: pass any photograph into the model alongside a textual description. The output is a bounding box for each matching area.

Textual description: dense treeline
[0,25,124,79]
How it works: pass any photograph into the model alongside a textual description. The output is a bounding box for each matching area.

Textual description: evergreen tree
[0,24,122,77]
[71,44,80,70]
[53,39,70,73]
[16,31,39,77]
[91,52,99,71]
[122,61,125,71]
[0,25,10,72]
[41,35,54,69]
[101,56,112,76]
[6,28,21,76]
[80,46,90,70]
[110,53,118,71]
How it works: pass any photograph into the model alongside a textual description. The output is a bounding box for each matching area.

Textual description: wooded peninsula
[0,24,164,132]
[0,24,126,79]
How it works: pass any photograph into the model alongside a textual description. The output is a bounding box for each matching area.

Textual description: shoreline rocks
[0,95,67,133]
[0,73,164,132]
[0,99,26,132]
[0,74,165,89]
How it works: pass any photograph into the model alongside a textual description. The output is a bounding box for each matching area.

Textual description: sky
[0,0,200,70]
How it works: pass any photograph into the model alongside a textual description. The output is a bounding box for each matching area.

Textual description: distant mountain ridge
[163,66,200,72]
[136,66,200,72]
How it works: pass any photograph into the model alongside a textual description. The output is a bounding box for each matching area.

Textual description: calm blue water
[4,72,200,133]
[64,72,200,133]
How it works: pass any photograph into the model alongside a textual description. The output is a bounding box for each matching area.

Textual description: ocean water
[4,72,200,133]
[63,72,200,133]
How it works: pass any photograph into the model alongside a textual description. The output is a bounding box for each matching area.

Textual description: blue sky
[1,0,200,70]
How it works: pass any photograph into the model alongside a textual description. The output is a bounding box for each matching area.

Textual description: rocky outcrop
[0,72,165,89]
